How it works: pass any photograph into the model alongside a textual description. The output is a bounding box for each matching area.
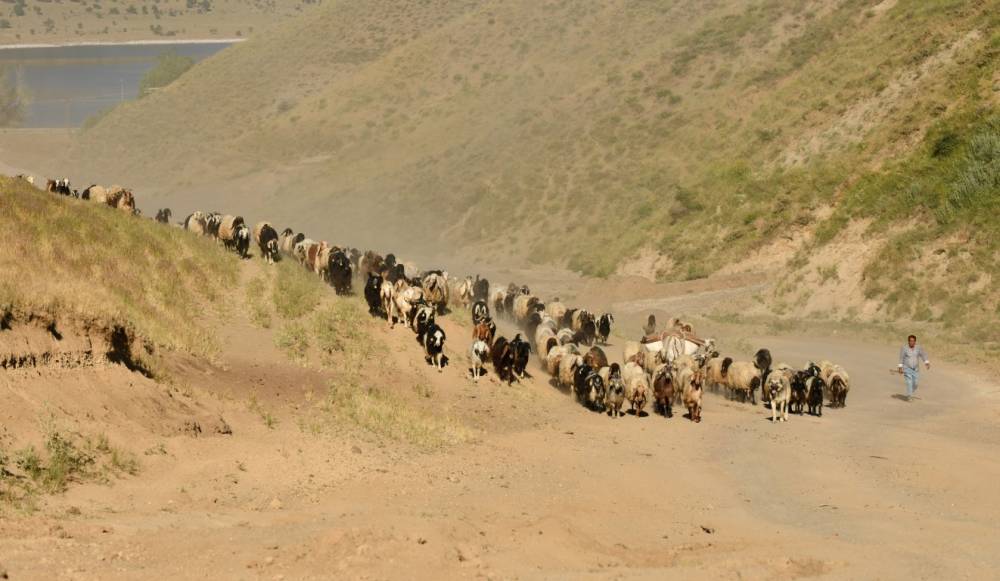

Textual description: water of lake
[0,42,235,128]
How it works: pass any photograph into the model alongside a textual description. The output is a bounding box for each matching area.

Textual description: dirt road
[1,259,998,580]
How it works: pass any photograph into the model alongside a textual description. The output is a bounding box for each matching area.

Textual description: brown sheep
[819,361,851,407]
[677,366,704,423]
[652,364,675,418]
[583,346,608,372]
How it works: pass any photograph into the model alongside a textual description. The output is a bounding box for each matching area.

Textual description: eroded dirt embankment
[0,307,153,375]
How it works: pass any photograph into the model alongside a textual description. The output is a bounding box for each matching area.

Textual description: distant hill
[0,0,317,45]
[65,0,1000,340]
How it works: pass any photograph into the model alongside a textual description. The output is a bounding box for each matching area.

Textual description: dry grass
[324,380,472,451]
[1,430,139,510]
[0,177,238,359]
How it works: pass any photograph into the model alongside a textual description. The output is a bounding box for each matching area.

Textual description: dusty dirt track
[1,256,999,580]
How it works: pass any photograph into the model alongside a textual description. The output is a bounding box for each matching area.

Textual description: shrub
[138,51,195,97]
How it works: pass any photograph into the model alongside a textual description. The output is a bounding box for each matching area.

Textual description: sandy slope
[1,256,998,580]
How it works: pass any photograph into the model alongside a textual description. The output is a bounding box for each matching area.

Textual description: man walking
[898,334,930,400]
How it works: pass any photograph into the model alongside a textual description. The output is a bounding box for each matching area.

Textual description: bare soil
[1,256,998,580]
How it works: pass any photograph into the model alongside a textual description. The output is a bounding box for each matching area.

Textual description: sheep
[789,371,809,415]
[597,313,614,344]
[585,370,606,411]
[412,304,436,343]
[583,346,608,372]
[204,212,223,238]
[455,277,474,310]
[765,367,792,422]
[492,336,516,384]
[605,372,626,418]
[642,314,657,337]
[534,326,558,356]
[155,208,172,224]
[538,313,559,334]
[234,224,251,258]
[328,250,353,295]
[511,334,530,380]
[423,322,447,372]
[807,375,825,417]
[293,238,317,266]
[315,243,333,279]
[622,361,649,417]
[545,344,571,377]
[392,282,424,329]
[704,356,728,394]
[279,229,304,255]
[422,272,450,314]
[513,294,543,325]
[556,328,576,346]
[570,310,596,344]
[523,312,544,349]
[544,300,565,323]
[819,361,850,407]
[184,211,208,235]
[380,279,397,327]
[652,364,675,418]
[491,289,507,319]
[722,359,761,404]
[677,366,704,423]
[473,320,496,349]
[572,364,592,404]
[470,339,489,382]
[598,362,621,388]
[364,273,383,316]
[253,222,280,264]
[217,215,244,246]
[471,300,490,325]
[472,276,490,303]
[559,353,584,391]
[755,348,774,402]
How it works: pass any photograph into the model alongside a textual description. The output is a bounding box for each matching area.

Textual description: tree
[0,66,24,127]
[138,52,195,97]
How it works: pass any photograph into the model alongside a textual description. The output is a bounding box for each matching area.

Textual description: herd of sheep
[28,175,854,424]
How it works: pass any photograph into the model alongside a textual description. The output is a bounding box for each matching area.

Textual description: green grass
[1,431,140,509]
[272,261,322,320]
[245,275,273,328]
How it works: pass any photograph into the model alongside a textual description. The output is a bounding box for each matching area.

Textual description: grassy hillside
[67,0,999,336]
[0,0,315,45]
[0,176,238,362]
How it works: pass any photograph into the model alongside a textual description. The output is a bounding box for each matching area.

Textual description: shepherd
[897,334,930,400]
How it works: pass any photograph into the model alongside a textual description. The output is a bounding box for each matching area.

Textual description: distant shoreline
[0,38,245,50]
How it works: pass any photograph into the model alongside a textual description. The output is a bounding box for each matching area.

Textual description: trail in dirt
[1,256,999,580]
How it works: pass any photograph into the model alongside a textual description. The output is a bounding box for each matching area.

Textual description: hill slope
[65,0,1000,336]
[0,175,238,370]
[0,0,315,45]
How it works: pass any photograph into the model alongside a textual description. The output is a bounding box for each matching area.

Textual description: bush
[138,52,195,97]
[0,65,23,127]
[272,261,323,319]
